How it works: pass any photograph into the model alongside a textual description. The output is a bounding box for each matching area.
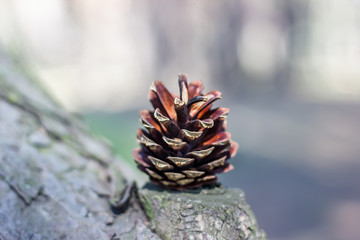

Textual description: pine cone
[133,74,238,190]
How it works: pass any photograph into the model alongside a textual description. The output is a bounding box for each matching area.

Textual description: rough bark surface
[0,50,159,240]
[0,50,266,240]
[139,184,266,240]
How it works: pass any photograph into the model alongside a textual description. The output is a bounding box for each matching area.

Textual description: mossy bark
[139,184,266,240]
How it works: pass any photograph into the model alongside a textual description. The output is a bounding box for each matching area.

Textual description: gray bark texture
[0,50,266,240]
[139,184,266,240]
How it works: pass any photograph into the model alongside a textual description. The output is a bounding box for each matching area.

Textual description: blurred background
[1,0,360,239]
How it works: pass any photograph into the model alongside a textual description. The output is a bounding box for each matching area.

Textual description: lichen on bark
[139,183,266,240]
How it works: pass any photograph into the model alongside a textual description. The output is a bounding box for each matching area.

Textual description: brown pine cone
[133,74,238,190]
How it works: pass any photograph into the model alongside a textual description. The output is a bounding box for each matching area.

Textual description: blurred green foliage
[84,111,139,167]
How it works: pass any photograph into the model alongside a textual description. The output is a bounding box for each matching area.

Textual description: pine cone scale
[167,156,195,168]
[152,81,177,121]
[188,80,204,99]
[178,74,189,103]
[182,170,205,178]
[192,90,222,119]
[186,146,215,160]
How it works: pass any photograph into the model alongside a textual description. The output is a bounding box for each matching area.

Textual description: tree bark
[0,50,265,240]
[139,184,266,240]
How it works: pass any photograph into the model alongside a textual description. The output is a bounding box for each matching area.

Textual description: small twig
[110,181,136,214]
